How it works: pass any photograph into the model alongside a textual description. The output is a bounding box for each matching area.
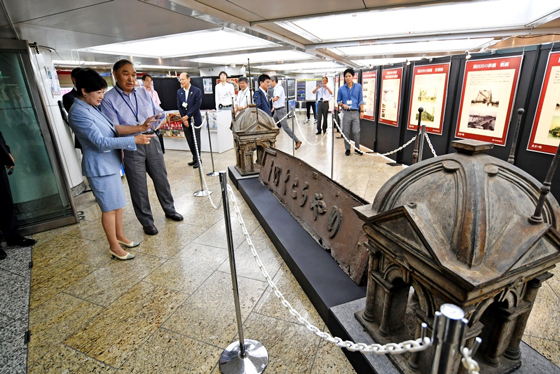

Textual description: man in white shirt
[313,76,332,135]
[235,77,250,114]
[271,76,301,150]
[215,71,235,110]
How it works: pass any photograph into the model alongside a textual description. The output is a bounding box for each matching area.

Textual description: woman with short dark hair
[69,69,154,260]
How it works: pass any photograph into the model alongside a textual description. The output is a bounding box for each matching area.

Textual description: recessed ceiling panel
[255,61,342,72]
[226,0,366,20]
[333,38,495,57]
[190,0,266,23]
[280,0,557,43]
[23,0,216,41]
[191,50,313,65]
[80,29,279,58]
[3,0,108,23]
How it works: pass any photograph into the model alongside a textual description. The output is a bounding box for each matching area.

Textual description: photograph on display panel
[408,63,450,135]
[361,70,377,121]
[455,56,523,146]
[379,67,403,127]
[528,52,560,155]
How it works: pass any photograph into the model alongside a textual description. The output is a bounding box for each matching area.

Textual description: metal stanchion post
[206,112,219,177]
[193,124,212,197]
[418,124,426,163]
[412,107,424,164]
[291,109,295,157]
[431,304,469,374]
[331,109,334,180]
[218,172,268,374]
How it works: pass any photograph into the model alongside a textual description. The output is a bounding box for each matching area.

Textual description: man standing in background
[215,71,235,110]
[313,76,332,135]
[235,77,250,114]
[177,72,203,169]
[0,131,36,260]
[337,68,365,156]
[140,74,161,106]
[253,74,271,115]
[271,76,301,150]
[62,67,85,150]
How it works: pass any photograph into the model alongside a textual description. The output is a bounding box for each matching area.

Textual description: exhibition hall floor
[5,113,560,372]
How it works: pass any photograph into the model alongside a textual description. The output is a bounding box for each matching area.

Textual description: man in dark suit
[253,74,272,115]
[62,67,84,150]
[0,131,36,260]
[177,72,203,168]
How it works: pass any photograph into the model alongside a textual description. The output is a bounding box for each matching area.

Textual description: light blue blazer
[68,99,136,178]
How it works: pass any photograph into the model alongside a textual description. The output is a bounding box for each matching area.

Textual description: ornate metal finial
[507,108,525,164]
[412,107,424,164]
[529,141,560,224]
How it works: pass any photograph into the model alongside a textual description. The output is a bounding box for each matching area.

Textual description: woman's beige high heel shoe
[109,249,135,260]
[117,240,140,248]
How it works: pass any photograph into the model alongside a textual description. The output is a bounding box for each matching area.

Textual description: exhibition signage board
[528,51,560,155]
[379,67,403,127]
[361,70,377,122]
[408,63,450,135]
[455,56,523,146]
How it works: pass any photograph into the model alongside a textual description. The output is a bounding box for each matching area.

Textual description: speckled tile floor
[1,112,559,373]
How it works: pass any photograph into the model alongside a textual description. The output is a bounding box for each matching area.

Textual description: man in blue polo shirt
[337,68,365,156]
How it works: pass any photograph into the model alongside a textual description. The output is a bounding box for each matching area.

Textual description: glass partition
[0,41,75,232]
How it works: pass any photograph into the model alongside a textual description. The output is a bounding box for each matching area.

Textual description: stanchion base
[194,189,212,197]
[207,171,220,177]
[219,339,268,374]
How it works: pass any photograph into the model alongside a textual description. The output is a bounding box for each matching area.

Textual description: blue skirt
[87,173,127,212]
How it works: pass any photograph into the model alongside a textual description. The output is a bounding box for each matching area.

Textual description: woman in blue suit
[69,69,154,260]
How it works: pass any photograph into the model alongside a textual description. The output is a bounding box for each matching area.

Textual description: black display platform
[331,298,560,374]
[229,167,366,324]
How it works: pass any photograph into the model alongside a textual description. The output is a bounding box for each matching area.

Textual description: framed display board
[287,79,296,98]
[379,67,403,127]
[361,70,377,121]
[296,80,306,101]
[528,51,560,155]
[407,63,450,135]
[455,55,523,146]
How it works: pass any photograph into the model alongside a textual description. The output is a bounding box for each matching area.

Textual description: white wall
[29,49,83,189]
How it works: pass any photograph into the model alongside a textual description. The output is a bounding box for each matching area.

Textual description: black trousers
[0,167,19,239]
[306,101,316,120]
[183,123,202,162]
[317,101,329,132]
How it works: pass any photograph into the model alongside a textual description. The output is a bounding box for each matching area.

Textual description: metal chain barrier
[189,121,223,210]
[461,347,480,374]
[333,118,417,157]
[224,183,431,354]
[425,132,438,157]
[294,114,329,146]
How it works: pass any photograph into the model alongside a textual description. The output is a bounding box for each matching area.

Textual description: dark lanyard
[346,84,355,107]
[116,89,139,123]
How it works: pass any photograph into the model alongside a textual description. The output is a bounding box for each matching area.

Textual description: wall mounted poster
[528,52,560,155]
[455,56,523,146]
[379,67,403,126]
[408,63,450,135]
[361,70,377,121]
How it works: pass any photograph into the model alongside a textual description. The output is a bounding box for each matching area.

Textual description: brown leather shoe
[295,141,302,150]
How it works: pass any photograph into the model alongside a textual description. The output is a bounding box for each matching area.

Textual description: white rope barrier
[189,122,222,210]
[294,115,329,146]
[332,118,417,157]
[225,183,431,354]
[461,347,480,374]
[425,133,438,158]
